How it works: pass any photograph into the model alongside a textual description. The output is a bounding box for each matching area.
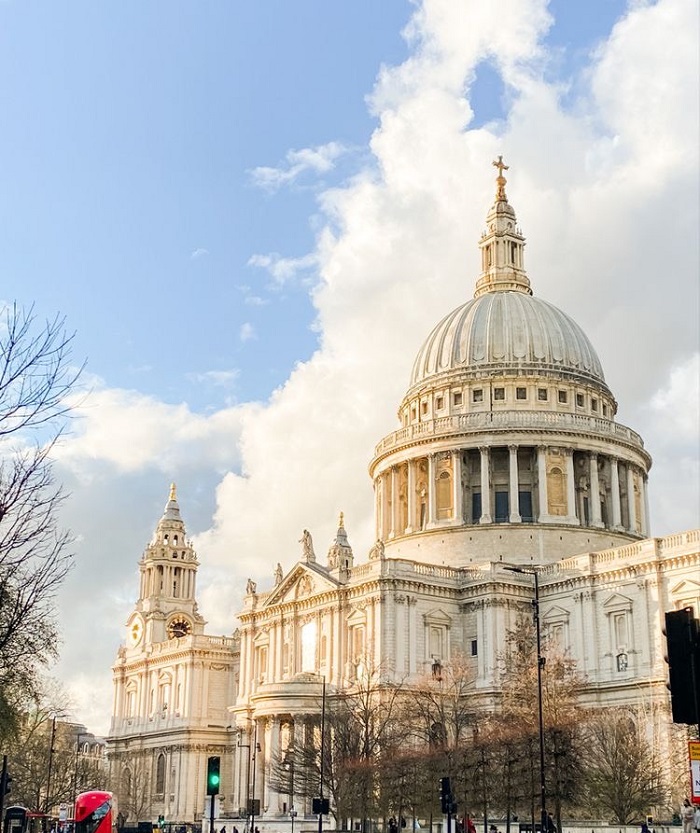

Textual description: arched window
[436,470,452,519]
[123,768,132,800]
[155,753,166,795]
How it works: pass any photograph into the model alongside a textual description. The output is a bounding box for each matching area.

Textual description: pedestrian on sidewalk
[682,800,695,833]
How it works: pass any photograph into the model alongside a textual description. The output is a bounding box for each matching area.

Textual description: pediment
[423,608,452,626]
[542,605,570,623]
[602,592,633,612]
[669,578,700,596]
[262,563,338,608]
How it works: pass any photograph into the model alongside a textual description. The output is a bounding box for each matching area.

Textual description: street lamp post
[318,677,326,833]
[250,722,260,833]
[503,565,547,833]
[237,733,252,832]
[73,733,86,818]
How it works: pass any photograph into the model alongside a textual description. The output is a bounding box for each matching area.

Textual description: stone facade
[107,487,239,825]
[107,164,699,825]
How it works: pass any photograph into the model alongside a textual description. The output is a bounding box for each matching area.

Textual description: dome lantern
[474,156,531,299]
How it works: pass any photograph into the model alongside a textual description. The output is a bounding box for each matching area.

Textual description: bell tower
[126,484,204,648]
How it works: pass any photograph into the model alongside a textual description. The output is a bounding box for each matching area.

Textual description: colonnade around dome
[374,444,649,552]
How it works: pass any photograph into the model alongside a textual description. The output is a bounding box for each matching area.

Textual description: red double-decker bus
[74,792,115,833]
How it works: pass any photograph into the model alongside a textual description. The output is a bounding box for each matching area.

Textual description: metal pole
[318,677,326,833]
[251,722,258,833]
[45,716,57,813]
[1,754,8,823]
[503,566,547,833]
[209,785,215,833]
[533,570,547,833]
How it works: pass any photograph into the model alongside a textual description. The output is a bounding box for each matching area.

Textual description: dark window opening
[494,387,505,400]
[472,492,482,523]
[471,639,478,657]
[519,491,533,522]
[473,389,483,403]
[516,387,527,400]
[558,390,568,403]
[495,491,509,523]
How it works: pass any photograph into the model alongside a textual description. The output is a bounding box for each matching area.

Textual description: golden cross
[492,155,509,177]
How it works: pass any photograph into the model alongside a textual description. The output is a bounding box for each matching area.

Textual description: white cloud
[247,251,319,285]
[239,322,256,342]
[51,0,699,734]
[55,386,249,476]
[250,142,347,192]
[188,369,241,388]
[190,247,209,259]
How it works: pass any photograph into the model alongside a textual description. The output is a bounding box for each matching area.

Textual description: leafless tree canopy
[0,302,82,736]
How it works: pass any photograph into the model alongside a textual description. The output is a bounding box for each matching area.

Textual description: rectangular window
[495,491,509,522]
[473,389,483,403]
[519,491,533,522]
[591,398,598,411]
[471,639,478,657]
[516,387,527,400]
[421,401,428,415]
[436,396,444,410]
[603,404,608,417]
[411,406,416,420]
[453,391,463,406]
[538,388,548,401]
[576,393,585,407]
[558,390,568,403]
[493,387,505,400]
[471,492,482,523]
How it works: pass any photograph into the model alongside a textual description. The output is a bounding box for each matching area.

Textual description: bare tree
[581,708,665,823]
[0,303,82,734]
[497,614,585,832]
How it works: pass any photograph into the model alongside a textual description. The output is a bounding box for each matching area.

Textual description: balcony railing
[374,410,645,456]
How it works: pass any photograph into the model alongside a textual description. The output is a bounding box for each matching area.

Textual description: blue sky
[0,0,697,733]
[1,0,629,409]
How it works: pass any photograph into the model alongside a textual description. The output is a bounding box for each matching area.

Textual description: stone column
[566,449,578,523]
[407,597,417,674]
[479,446,492,523]
[406,460,416,533]
[452,450,463,523]
[537,446,548,521]
[643,477,651,537]
[394,595,405,676]
[610,458,622,529]
[389,467,398,539]
[508,444,521,523]
[428,454,437,526]
[626,465,637,533]
[589,453,603,527]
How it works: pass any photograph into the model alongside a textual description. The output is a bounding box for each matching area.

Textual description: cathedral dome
[410,290,606,390]
[371,158,651,567]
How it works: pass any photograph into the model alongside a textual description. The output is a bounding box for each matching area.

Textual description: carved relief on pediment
[296,575,313,598]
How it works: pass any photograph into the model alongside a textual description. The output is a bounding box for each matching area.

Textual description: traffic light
[439,777,451,814]
[1,770,11,796]
[664,608,700,724]
[206,756,221,796]
[312,798,329,815]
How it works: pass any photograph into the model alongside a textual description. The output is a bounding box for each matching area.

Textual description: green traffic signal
[206,756,221,796]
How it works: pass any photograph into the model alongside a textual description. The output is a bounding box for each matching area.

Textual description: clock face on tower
[128,615,144,647]
[167,617,192,639]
